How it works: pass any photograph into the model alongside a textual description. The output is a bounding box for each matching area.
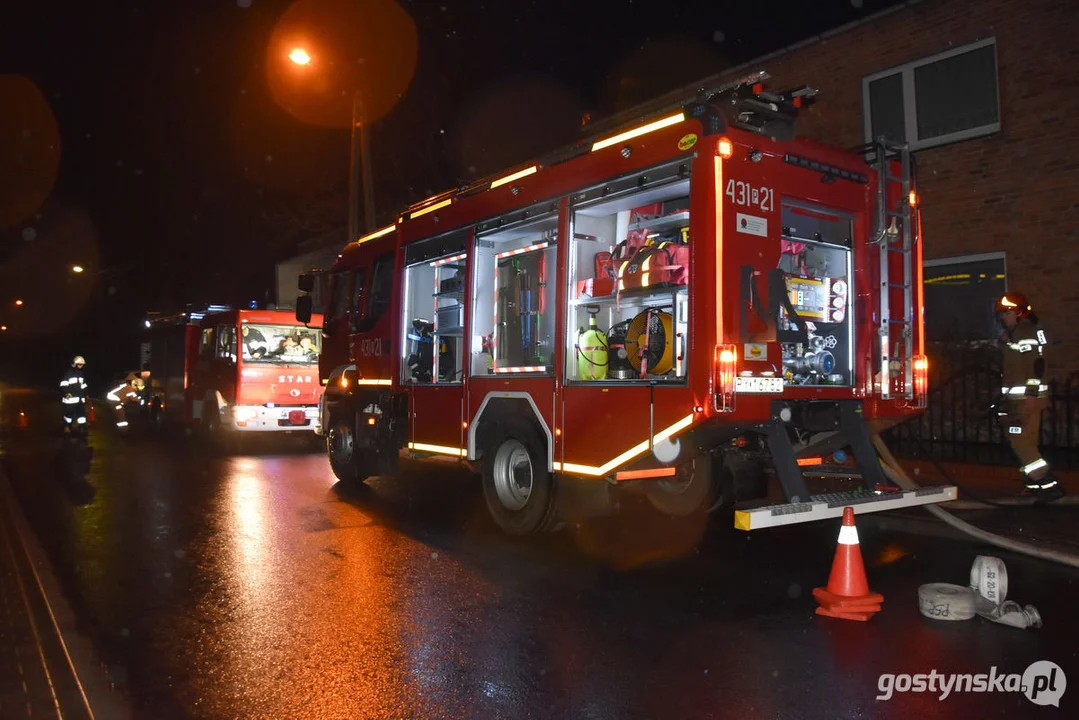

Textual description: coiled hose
[871,433,1079,570]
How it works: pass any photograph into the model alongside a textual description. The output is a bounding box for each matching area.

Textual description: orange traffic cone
[813,507,883,621]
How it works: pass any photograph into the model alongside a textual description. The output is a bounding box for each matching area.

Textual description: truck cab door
[350,253,395,383]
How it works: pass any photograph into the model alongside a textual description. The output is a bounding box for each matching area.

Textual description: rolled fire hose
[871,433,1079,571]
[918,555,1042,629]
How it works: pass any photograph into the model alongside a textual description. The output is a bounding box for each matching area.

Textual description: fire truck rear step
[733,485,957,530]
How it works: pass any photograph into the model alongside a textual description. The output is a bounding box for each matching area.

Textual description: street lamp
[287,47,375,241]
[71,265,85,274]
[14,299,23,306]
[288,47,311,65]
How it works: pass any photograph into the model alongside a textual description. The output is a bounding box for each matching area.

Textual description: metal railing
[883,342,1079,470]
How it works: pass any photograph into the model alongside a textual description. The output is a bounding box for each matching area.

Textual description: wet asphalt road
[1,389,1078,719]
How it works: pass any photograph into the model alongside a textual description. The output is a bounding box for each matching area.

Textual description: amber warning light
[717,137,733,160]
[714,344,737,412]
[913,355,929,409]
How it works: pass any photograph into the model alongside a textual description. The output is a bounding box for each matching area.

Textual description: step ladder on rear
[863,138,918,401]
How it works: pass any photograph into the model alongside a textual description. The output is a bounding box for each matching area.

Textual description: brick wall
[705,0,1079,376]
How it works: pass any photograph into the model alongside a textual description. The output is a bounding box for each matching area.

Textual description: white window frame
[923,250,1006,275]
[863,37,1000,151]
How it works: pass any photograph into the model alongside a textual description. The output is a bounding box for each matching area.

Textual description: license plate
[735,376,784,394]
[289,410,306,425]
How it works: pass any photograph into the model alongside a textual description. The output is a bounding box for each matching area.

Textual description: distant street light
[284,45,375,239]
[288,47,311,65]
[1,325,7,332]
[72,265,85,273]
[14,299,23,306]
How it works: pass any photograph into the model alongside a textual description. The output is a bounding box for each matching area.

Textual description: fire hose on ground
[870,433,1079,570]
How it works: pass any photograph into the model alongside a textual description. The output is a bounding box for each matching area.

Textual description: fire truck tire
[327,414,369,484]
[482,424,558,535]
[644,454,713,517]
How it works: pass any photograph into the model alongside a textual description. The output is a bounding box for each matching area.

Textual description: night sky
[0,0,902,386]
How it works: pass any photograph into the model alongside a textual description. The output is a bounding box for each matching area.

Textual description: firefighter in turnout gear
[107,374,144,430]
[60,355,90,434]
[995,292,1065,503]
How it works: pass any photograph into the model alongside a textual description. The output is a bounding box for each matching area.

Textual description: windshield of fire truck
[240,323,321,365]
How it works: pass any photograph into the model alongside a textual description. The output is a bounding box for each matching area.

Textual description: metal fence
[883,343,1079,470]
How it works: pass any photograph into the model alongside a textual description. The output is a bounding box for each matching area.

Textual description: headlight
[233,406,257,421]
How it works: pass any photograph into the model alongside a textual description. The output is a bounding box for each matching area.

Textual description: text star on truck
[296,71,956,535]
[144,305,325,439]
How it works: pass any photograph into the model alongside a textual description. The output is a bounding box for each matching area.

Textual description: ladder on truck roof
[862,139,917,401]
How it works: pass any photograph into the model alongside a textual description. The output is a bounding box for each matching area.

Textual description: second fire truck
[145,305,325,441]
[298,72,956,534]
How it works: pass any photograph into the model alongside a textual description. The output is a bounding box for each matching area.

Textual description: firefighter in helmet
[995,292,1065,503]
[60,355,90,434]
[107,373,143,430]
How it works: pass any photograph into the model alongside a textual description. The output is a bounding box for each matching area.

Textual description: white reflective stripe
[116,421,129,427]
[1005,386,1027,395]
[1007,342,1033,353]
[1040,480,1059,490]
[62,396,82,404]
[1040,384,1049,393]
[76,417,86,424]
[1009,426,1023,434]
[115,405,123,410]
[59,379,71,387]
[1017,339,1039,346]
[63,416,72,423]
[1037,330,1047,345]
[107,385,125,402]
[1026,379,1041,385]
[1021,458,1048,475]
[837,525,859,545]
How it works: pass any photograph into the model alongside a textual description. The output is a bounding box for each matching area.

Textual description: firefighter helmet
[995,291,1032,319]
[72,355,86,367]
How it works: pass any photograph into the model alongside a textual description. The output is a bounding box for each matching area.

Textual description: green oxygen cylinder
[576,307,608,380]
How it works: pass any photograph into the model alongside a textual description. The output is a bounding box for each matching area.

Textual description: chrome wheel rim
[330,422,354,463]
[493,439,533,511]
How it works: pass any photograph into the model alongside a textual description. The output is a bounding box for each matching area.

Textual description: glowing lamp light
[14,299,23,306]
[717,137,733,159]
[288,48,311,65]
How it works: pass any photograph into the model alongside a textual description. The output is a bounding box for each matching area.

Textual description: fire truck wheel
[327,415,368,484]
[482,425,558,535]
[644,454,713,517]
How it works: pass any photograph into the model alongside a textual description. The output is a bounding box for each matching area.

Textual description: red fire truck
[145,305,325,439]
[297,72,956,534]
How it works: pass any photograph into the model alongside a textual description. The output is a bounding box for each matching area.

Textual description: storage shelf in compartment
[572,284,687,306]
[433,290,465,299]
[434,329,464,337]
[629,211,690,233]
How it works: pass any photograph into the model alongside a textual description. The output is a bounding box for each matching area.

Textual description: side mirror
[298,273,315,293]
[296,295,313,325]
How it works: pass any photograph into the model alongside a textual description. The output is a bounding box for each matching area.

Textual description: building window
[923,252,1006,342]
[863,38,1000,150]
